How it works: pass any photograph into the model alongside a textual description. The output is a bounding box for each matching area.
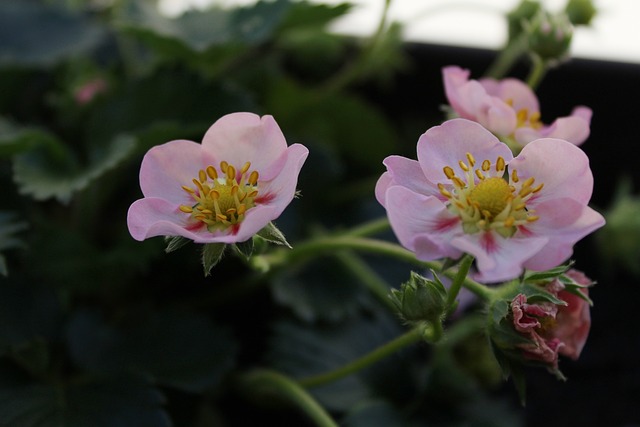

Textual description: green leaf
[0,2,105,67]
[279,1,352,30]
[202,243,226,276]
[256,222,291,248]
[0,364,171,427]
[13,134,136,203]
[267,310,421,411]
[67,309,237,394]
[519,282,567,306]
[0,118,49,157]
[164,235,190,253]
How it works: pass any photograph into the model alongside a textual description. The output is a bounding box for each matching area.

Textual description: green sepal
[164,235,190,253]
[523,262,573,282]
[201,243,226,276]
[233,238,255,260]
[559,273,595,305]
[519,282,567,306]
[388,271,447,324]
[255,222,291,248]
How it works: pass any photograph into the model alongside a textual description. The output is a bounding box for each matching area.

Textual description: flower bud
[507,0,542,41]
[565,0,597,26]
[526,10,573,61]
[389,271,447,324]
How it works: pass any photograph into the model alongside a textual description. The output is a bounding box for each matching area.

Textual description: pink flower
[127,113,308,244]
[74,78,107,105]
[376,118,604,283]
[511,269,592,368]
[442,65,592,148]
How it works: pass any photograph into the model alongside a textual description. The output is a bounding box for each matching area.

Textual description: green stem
[333,251,396,311]
[239,370,339,427]
[445,254,474,309]
[298,326,424,389]
[343,217,391,237]
[484,33,528,79]
[526,54,547,89]
[269,236,495,301]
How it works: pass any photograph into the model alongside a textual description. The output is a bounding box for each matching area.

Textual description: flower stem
[445,254,474,309]
[274,236,495,301]
[484,34,528,79]
[298,326,425,389]
[526,54,548,90]
[343,217,391,237]
[239,369,339,427]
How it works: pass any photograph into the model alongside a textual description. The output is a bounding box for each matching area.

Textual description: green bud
[565,0,597,26]
[526,10,573,61]
[597,189,640,276]
[507,0,542,41]
[389,271,447,324]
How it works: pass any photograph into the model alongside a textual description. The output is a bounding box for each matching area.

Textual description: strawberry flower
[376,118,604,283]
[127,113,308,244]
[443,65,592,149]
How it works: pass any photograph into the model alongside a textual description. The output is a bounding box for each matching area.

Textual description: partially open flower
[511,269,592,369]
[376,118,604,283]
[127,113,308,244]
[443,65,591,149]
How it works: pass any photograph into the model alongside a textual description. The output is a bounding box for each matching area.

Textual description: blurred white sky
[158,0,640,64]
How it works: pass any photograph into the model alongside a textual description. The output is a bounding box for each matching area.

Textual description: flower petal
[382,155,440,197]
[384,185,462,260]
[509,138,594,205]
[417,119,513,184]
[256,143,309,212]
[451,232,548,283]
[201,113,288,175]
[139,140,209,203]
[481,77,539,113]
[523,199,605,271]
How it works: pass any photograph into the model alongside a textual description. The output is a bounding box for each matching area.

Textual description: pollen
[179,160,260,232]
[440,152,542,236]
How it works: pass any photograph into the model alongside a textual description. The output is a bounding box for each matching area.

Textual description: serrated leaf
[13,134,136,203]
[0,2,105,67]
[202,243,226,276]
[67,309,237,394]
[0,118,48,157]
[164,235,190,253]
[256,222,291,248]
[267,310,420,411]
[0,364,170,427]
[519,282,567,306]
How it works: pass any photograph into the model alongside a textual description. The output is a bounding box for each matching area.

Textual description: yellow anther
[248,171,259,186]
[482,160,491,171]
[514,203,526,211]
[517,109,528,123]
[179,205,193,213]
[200,209,213,214]
[496,156,505,172]
[240,162,251,174]
[482,209,493,219]
[527,216,539,222]
[226,208,237,215]
[237,204,247,215]
[206,166,218,180]
[530,111,541,123]
[216,213,228,221]
[438,183,452,198]
[226,165,236,180]
[466,152,476,167]
[522,177,535,188]
[192,179,204,194]
[459,160,469,171]
[209,189,220,200]
[231,185,239,196]
[248,190,258,198]
[475,170,485,180]
[182,185,195,194]
[443,166,456,179]
[504,217,515,227]
[511,170,519,183]
[452,177,466,188]
[532,183,544,193]
[198,169,207,183]
[220,161,228,173]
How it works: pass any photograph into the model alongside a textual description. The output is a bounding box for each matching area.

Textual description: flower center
[179,160,259,232]
[437,152,543,237]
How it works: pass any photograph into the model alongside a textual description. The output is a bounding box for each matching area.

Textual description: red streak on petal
[255,193,275,204]
[480,232,497,254]
[185,221,206,232]
[433,217,460,232]
[518,225,534,237]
